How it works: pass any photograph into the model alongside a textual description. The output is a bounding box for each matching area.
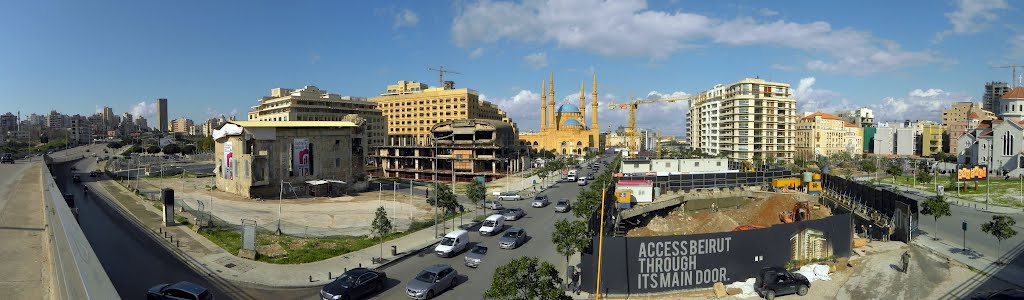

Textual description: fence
[620,170,795,193]
[821,174,919,242]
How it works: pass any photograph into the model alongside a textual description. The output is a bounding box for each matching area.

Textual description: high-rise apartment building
[0,112,17,132]
[46,110,65,129]
[247,86,387,149]
[170,117,194,134]
[101,106,116,127]
[687,78,796,162]
[135,116,148,131]
[156,98,168,132]
[836,108,874,128]
[795,112,862,160]
[984,82,1012,114]
[369,80,514,146]
[69,116,91,145]
[919,121,943,157]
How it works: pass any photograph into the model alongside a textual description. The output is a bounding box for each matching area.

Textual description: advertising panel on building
[223,141,234,180]
[957,165,988,181]
[293,138,312,176]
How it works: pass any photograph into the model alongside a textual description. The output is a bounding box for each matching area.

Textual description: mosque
[519,73,603,156]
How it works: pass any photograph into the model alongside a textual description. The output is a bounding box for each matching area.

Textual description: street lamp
[431,133,455,238]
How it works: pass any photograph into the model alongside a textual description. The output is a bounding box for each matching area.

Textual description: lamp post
[431,133,455,237]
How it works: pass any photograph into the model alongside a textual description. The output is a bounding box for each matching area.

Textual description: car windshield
[334,273,356,286]
[471,246,487,255]
[558,200,568,205]
[440,237,457,246]
[504,230,520,238]
[482,220,496,227]
[414,271,437,283]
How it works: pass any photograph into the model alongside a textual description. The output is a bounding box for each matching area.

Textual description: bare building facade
[376,119,526,182]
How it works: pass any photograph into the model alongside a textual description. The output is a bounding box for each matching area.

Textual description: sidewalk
[913,236,1024,289]
[88,176,471,288]
[0,163,50,300]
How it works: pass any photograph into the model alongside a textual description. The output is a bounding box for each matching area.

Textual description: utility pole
[428,66,461,89]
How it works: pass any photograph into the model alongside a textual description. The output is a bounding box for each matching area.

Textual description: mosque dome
[557,103,580,113]
[564,119,582,126]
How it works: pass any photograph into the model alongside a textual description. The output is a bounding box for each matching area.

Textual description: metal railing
[41,165,119,300]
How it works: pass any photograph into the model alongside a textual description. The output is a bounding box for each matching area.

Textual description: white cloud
[452,0,942,74]
[792,77,853,113]
[937,0,1008,40]
[469,47,485,59]
[1010,34,1024,61]
[393,9,419,29]
[523,52,548,69]
[311,53,321,64]
[129,101,156,117]
[759,8,778,16]
[871,89,973,123]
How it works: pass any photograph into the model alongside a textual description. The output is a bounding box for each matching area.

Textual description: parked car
[479,214,505,236]
[405,264,459,299]
[464,244,488,268]
[320,268,387,300]
[0,153,14,164]
[531,195,549,207]
[587,174,595,180]
[554,199,571,213]
[496,192,522,201]
[73,174,81,183]
[482,200,504,210]
[147,281,214,300]
[498,227,528,249]
[434,230,469,257]
[501,208,525,221]
[754,266,810,300]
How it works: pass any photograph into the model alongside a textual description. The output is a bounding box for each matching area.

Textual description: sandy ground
[130,176,437,236]
[628,192,832,236]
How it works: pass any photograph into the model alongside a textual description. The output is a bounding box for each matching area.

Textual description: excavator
[779,201,811,223]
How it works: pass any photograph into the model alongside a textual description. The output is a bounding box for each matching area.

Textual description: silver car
[531,195,549,207]
[406,264,458,299]
[463,244,487,268]
[496,192,522,201]
[498,227,527,249]
[501,208,525,221]
[554,199,571,213]
[482,200,504,210]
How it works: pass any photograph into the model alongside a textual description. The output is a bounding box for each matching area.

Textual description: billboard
[223,142,234,180]
[293,138,312,176]
[956,165,988,181]
[581,214,852,294]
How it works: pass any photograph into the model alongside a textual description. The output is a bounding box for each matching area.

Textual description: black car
[320,268,387,300]
[754,267,810,300]
[0,153,14,164]
[147,281,214,300]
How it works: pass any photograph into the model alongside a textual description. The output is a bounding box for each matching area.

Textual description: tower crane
[608,94,696,159]
[428,65,461,88]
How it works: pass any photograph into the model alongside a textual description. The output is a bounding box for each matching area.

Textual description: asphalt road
[363,158,609,300]
[51,145,317,300]
[856,177,1024,269]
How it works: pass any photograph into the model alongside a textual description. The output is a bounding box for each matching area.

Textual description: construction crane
[608,94,697,159]
[994,64,1022,86]
[428,65,461,89]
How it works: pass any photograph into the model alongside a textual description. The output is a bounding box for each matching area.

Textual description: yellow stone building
[796,112,863,160]
[519,73,602,155]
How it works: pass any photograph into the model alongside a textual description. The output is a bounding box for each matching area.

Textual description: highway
[50,144,317,300]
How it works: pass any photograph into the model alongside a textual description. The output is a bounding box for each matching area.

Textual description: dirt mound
[626,192,834,237]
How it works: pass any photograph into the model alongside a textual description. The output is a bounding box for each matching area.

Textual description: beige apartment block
[943,102,994,153]
[369,81,515,146]
[246,86,387,150]
[170,117,194,134]
[687,78,797,163]
[795,112,862,160]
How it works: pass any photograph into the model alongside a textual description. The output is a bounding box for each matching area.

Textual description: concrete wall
[621,158,729,174]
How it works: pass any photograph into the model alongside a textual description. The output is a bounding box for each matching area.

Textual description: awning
[305,179,347,186]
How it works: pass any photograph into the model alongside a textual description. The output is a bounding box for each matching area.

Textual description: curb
[911,238,1024,289]
[374,240,442,271]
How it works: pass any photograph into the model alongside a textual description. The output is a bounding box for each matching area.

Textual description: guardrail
[41,165,120,300]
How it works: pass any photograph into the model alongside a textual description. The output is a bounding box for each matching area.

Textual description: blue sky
[2,0,1023,137]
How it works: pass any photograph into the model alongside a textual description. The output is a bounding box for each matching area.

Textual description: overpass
[1,151,118,299]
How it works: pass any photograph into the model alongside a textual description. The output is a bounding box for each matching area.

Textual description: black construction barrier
[820,174,919,243]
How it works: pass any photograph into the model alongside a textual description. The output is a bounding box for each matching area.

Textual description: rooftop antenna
[428,65,461,89]
[995,64,1023,87]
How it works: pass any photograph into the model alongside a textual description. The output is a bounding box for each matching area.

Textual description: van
[435,230,469,257]
[479,214,505,236]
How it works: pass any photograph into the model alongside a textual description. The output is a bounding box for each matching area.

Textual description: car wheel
[765,289,775,300]
[797,284,808,296]
[426,290,435,299]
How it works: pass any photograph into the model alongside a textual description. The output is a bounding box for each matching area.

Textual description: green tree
[162,143,180,155]
[370,206,393,261]
[106,142,123,149]
[981,215,1018,264]
[146,145,161,154]
[126,145,143,154]
[428,183,460,215]
[466,179,487,218]
[916,169,933,184]
[921,194,952,239]
[197,136,214,152]
[573,188,601,219]
[552,219,591,283]
[886,164,903,182]
[181,144,197,155]
[484,256,570,300]
[860,160,877,173]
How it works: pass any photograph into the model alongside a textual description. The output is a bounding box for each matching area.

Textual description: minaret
[549,72,556,130]
[579,80,586,127]
[591,72,599,130]
[541,80,547,131]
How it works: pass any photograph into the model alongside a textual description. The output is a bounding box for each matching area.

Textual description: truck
[566,170,577,182]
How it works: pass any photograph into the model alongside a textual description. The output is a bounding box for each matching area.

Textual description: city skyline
[2,1,1023,137]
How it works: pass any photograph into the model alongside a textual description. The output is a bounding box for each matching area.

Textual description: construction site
[625,191,832,237]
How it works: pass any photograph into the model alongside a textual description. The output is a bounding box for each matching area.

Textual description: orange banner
[957,165,987,181]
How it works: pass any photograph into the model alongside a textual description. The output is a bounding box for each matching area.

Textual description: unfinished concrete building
[376,119,526,182]
[212,116,368,199]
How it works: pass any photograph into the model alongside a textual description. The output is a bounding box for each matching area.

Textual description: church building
[519,73,603,156]
[957,86,1024,174]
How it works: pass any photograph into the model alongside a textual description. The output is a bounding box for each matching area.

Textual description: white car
[577,178,587,186]
[496,192,522,201]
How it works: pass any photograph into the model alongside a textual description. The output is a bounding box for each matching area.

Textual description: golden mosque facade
[519,73,603,156]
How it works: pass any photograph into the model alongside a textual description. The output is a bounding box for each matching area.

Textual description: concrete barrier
[41,165,119,300]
